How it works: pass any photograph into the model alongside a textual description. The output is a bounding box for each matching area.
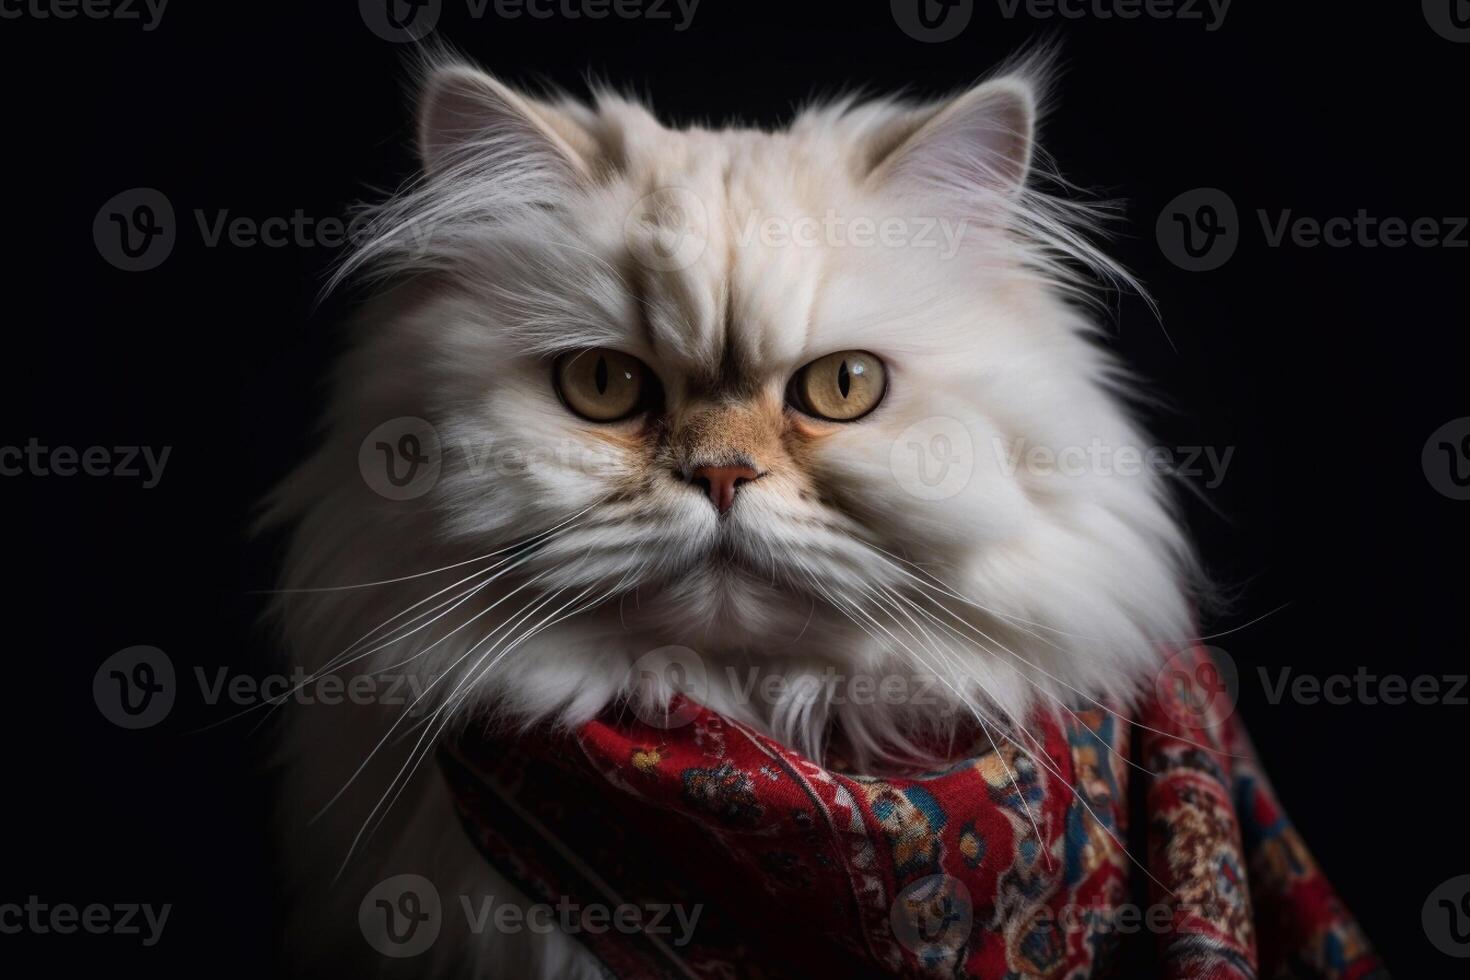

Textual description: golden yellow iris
[792,350,886,421]
[555,348,649,421]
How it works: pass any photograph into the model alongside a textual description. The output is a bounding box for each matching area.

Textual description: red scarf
[440,646,1386,978]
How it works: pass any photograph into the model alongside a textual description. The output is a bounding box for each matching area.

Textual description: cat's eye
[789,350,886,422]
[554,348,653,422]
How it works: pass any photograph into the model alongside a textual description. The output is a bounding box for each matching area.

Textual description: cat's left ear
[866,77,1035,199]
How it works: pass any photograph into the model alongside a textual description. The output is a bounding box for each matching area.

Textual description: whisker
[863,540,1113,642]
[357,583,588,856]
[312,567,565,830]
[253,505,596,594]
[1004,711,1178,897]
[331,580,577,878]
[861,547,1243,760]
[194,535,576,735]
[894,612,1177,897]
[784,559,1046,870]
[336,553,651,878]
[316,517,587,669]
[855,582,1189,894]
[882,586,1158,779]
[834,581,1052,871]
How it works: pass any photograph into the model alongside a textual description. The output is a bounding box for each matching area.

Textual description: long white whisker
[337,555,651,878]
[862,540,1113,642]
[1005,710,1178,897]
[863,547,1241,759]
[312,567,564,830]
[785,560,1048,871]
[828,580,1051,870]
[884,585,1158,779]
[863,582,1177,895]
[255,505,596,594]
[357,557,652,864]
[358,584,589,853]
[319,517,588,667]
[197,538,572,736]
[331,581,576,878]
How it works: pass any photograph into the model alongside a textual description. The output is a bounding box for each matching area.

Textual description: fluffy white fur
[266,50,1197,978]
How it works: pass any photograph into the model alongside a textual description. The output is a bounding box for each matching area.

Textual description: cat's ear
[416,64,594,181]
[866,77,1035,199]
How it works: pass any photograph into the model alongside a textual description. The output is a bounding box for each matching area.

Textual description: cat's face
[312,63,1191,713]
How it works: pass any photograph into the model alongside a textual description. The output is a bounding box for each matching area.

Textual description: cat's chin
[622,562,850,658]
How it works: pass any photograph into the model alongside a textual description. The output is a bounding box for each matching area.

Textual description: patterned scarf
[440,646,1387,978]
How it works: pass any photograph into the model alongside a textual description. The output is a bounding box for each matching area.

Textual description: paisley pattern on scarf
[441,646,1387,979]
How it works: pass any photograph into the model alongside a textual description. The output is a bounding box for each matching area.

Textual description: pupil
[594,355,609,394]
[837,360,851,398]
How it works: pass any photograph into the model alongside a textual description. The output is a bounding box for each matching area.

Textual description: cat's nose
[689,464,760,515]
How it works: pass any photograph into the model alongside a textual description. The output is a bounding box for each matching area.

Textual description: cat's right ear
[416,65,593,182]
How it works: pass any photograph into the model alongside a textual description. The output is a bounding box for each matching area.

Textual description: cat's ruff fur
[267,52,1197,977]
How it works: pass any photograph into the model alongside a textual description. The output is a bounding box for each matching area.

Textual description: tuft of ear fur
[868,77,1036,197]
[416,64,593,179]
[852,50,1150,312]
[325,62,600,295]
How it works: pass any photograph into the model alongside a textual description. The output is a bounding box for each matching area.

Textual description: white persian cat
[265,50,1197,978]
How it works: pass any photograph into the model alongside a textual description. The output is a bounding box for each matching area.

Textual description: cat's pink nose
[690,464,759,515]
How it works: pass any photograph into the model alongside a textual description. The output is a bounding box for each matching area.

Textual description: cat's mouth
[708,535,763,575]
[683,520,845,602]
[625,518,807,594]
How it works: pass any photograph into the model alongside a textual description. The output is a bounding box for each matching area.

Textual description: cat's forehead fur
[573,98,926,393]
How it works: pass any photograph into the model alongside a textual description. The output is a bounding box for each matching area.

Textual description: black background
[3,1,1466,975]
